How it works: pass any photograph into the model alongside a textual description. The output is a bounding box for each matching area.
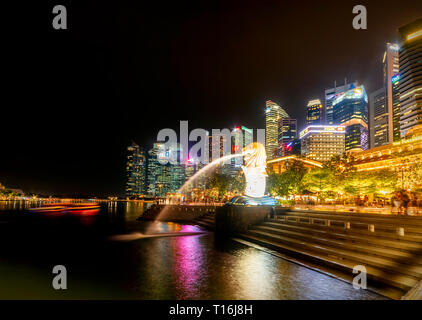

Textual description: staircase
[193,212,216,230]
[236,210,422,299]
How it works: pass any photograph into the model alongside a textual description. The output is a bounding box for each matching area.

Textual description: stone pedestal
[215,203,272,235]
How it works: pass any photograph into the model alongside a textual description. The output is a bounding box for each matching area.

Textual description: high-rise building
[333,85,369,152]
[265,100,289,159]
[275,118,297,157]
[392,73,401,142]
[306,99,323,125]
[209,134,228,163]
[369,88,387,148]
[299,125,345,162]
[167,144,185,193]
[384,43,401,143]
[368,43,400,149]
[230,126,253,171]
[147,143,164,196]
[146,143,185,197]
[398,18,422,137]
[325,80,358,124]
[126,142,148,197]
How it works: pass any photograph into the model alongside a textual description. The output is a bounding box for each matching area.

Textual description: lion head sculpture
[242,142,267,171]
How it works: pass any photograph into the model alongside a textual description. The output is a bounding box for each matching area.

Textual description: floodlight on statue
[242,142,267,198]
[229,142,276,206]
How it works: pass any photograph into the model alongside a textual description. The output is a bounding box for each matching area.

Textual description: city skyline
[2,1,422,196]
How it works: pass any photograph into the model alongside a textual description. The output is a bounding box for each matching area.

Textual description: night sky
[1,0,422,196]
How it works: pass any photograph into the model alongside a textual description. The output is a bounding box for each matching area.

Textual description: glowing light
[242,142,267,198]
[299,125,345,139]
[332,85,366,106]
[307,99,322,106]
[407,29,422,41]
[392,74,400,83]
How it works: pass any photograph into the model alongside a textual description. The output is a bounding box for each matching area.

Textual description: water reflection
[0,200,385,300]
[172,235,203,299]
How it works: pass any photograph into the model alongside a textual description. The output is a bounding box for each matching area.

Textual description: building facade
[275,118,297,157]
[333,85,369,152]
[306,99,323,125]
[146,143,185,197]
[230,126,253,173]
[398,18,422,138]
[299,125,345,162]
[349,127,422,190]
[369,88,388,148]
[392,73,401,142]
[265,100,289,159]
[125,142,147,197]
[369,43,400,149]
[384,43,401,143]
[325,81,358,124]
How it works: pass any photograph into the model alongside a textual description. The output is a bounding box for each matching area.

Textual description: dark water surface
[0,201,384,299]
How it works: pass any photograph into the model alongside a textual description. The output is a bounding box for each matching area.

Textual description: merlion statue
[242,142,267,198]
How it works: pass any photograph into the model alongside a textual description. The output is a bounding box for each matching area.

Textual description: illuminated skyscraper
[384,43,401,143]
[369,43,400,148]
[398,18,422,137]
[325,81,358,124]
[230,126,253,173]
[299,125,345,162]
[275,118,297,157]
[333,85,369,152]
[306,99,323,125]
[208,134,227,163]
[146,143,185,197]
[265,100,289,159]
[392,73,401,142]
[125,141,148,197]
[369,88,387,148]
[146,143,164,196]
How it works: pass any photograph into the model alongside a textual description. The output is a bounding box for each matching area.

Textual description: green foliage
[208,173,230,200]
[208,172,245,200]
[302,167,333,201]
[265,153,420,202]
[267,161,307,197]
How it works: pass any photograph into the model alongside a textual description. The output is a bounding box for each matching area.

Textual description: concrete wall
[139,205,218,221]
[215,204,272,234]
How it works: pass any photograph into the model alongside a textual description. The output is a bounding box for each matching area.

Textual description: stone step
[252,225,422,266]
[246,229,422,279]
[238,232,417,295]
[281,210,422,229]
[201,216,215,223]
[280,214,422,237]
[288,208,422,220]
[271,217,422,243]
[194,218,215,230]
[262,221,422,253]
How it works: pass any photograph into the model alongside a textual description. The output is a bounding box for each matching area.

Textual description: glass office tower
[333,85,369,152]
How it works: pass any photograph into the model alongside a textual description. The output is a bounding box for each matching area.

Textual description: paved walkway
[293,204,422,216]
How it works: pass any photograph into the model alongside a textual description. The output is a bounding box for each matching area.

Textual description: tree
[407,162,422,191]
[302,168,332,203]
[371,169,398,195]
[229,171,245,194]
[267,161,307,198]
[208,173,231,200]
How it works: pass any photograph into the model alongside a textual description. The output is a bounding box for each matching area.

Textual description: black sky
[1,0,422,196]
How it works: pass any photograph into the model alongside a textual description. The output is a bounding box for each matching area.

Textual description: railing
[274,214,411,237]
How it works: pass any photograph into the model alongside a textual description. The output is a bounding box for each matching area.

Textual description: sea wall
[139,205,218,221]
[215,204,272,234]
